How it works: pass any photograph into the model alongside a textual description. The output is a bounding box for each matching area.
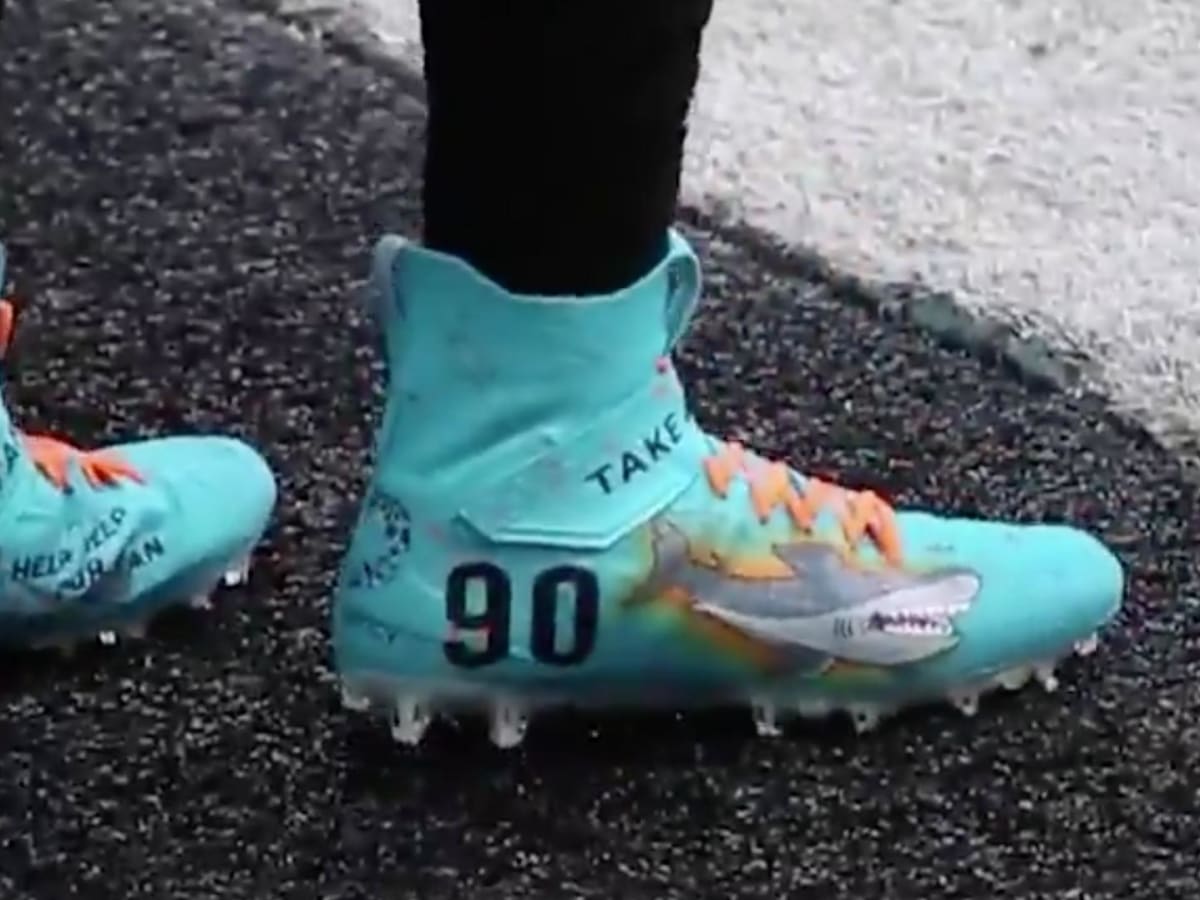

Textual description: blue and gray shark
[624,521,980,673]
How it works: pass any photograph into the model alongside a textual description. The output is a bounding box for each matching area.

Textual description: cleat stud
[97,630,118,647]
[122,623,147,640]
[188,593,213,611]
[1074,633,1099,657]
[848,704,881,734]
[795,699,832,719]
[1034,663,1059,693]
[340,683,371,712]
[751,700,782,737]
[488,699,528,749]
[949,689,979,717]
[389,695,433,746]
[222,558,251,587]
[996,666,1032,692]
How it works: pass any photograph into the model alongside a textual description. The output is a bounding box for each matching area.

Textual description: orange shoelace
[703,441,903,565]
[23,434,143,490]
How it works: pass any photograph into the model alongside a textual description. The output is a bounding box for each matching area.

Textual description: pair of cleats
[0,235,1124,748]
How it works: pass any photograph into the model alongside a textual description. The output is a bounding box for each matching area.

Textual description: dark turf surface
[1,1,1198,898]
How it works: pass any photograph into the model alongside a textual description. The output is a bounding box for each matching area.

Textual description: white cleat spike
[188,592,213,611]
[97,630,118,647]
[949,689,980,717]
[1074,633,1099,657]
[222,557,252,587]
[1034,663,1059,693]
[389,696,433,746]
[340,682,371,712]
[996,666,1032,692]
[795,699,832,719]
[848,704,882,734]
[751,700,782,737]
[488,699,528,749]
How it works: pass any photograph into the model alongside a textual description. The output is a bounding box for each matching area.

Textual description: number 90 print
[443,562,600,668]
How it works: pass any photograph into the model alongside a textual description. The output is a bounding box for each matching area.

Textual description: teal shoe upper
[0,242,278,645]
[334,230,1123,709]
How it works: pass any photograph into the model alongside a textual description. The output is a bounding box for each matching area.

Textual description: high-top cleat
[333,231,1124,748]
[0,243,277,652]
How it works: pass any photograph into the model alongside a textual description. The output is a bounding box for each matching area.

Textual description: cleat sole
[339,631,1110,746]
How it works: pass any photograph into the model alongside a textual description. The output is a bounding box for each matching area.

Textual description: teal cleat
[0,243,277,652]
[332,230,1124,747]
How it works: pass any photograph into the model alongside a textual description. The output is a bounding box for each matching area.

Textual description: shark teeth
[876,618,955,637]
[869,604,967,637]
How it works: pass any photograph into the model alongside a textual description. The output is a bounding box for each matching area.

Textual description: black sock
[419,0,713,296]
